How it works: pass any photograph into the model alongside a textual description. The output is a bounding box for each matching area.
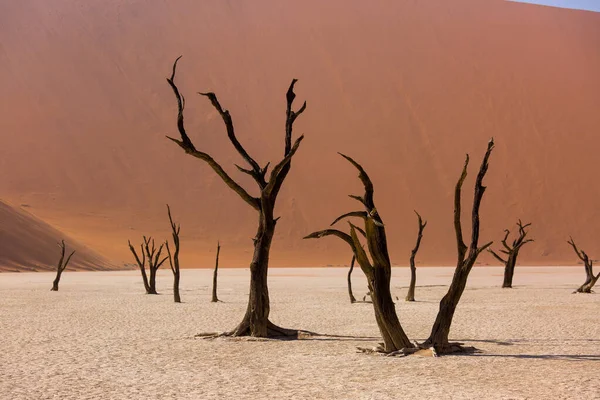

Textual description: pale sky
[510,0,600,12]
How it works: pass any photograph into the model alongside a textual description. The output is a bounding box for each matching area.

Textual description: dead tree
[347,255,357,303]
[421,139,494,354]
[128,236,168,294]
[405,211,427,302]
[305,154,413,353]
[488,220,533,288]
[51,240,75,291]
[211,241,221,303]
[567,237,600,293]
[165,204,181,303]
[166,56,306,337]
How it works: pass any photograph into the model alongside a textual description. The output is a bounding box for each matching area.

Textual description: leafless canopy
[128,236,168,295]
[488,220,533,288]
[567,237,600,293]
[166,56,307,338]
[51,240,75,291]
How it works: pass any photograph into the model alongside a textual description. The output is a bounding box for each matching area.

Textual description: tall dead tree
[488,220,533,288]
[347,255,357,303]
[305,154,413,353]
[422,139,494,354]
[405,211,427,302]
[51,240,75,291]
[165,204,181,303]
[567,237,600,293]
[166,56,306,337]
[211,242,221,303]
[128,236,168,294]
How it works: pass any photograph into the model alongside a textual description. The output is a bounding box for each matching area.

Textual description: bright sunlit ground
[1,267,599,399]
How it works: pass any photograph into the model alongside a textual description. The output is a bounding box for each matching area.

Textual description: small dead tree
[422,139,494,354]
[51,240,75,291]
[165,204,181,303]
[211,241,221,303]
[567,237,600,293]
[347,255,357,303]
[128,236,168,294]
[406,211,427,302]
[488,220,533,288]
[166,56,306,337]
[305,154,413,353]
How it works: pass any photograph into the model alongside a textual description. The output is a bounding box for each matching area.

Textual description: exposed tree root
[195,320,319,340]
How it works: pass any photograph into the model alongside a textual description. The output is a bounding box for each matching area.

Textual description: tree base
[419,341,479,355]
[195,320,313,340]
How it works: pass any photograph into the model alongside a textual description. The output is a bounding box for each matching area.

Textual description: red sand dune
[0,200,113,271]
[0,0,599,269]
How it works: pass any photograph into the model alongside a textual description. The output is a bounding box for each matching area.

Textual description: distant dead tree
[305,154,413,353]
[165,204,181,303]
[347,255,357,303]
[211,242,221,303]
[128,236,168,294]
[421,139,494,354]
[567,237,600,293]
[51,240,75,291]
[405,211,427,302]
[488,220,533,288]
[166,56,307,337]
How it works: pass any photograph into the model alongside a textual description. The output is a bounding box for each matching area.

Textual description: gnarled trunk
[423,139,494,354]
[502,253,517,288]
[148,267,158,294]
[369,269,412,352]
[305,154,413,353]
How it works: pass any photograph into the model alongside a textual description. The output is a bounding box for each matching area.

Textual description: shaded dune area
[0,0,599,269]
[0,200,113,272]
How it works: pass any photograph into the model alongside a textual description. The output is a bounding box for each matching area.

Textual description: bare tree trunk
[166,57,306,337]
[166,204,182,303]
[568,237,600,293]
[489,220,533,288]
[211,242,221,303]
[347,256,356,303]
[148,267,158,295]
[50,240,75,292]
[406,211,427,302]
[305,154,413,353]
[423,139,494,354]
[502,254,517,288]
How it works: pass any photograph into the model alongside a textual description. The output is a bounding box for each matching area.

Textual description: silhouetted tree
[347,255,357,303]
[305,154,413,353]
[51,240,75,291]
[165,204,181,303]
[488,220,533,288]
[422,139,494,354]
[211,242,221,303]
[567,237,600,293]
[166,56,306,337]
[406,211,427,302]
[128,236,168,294]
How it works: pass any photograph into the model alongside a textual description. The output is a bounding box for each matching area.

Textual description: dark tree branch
[330,211,369,226]
[166,57,260,210]
[454,155,469,264]
[212,241,221,303]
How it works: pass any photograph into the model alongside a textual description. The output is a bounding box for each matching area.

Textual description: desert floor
[1,267,599,399]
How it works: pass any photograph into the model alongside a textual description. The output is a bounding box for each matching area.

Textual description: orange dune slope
[0,0,599,269]
[0,200,113,271]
